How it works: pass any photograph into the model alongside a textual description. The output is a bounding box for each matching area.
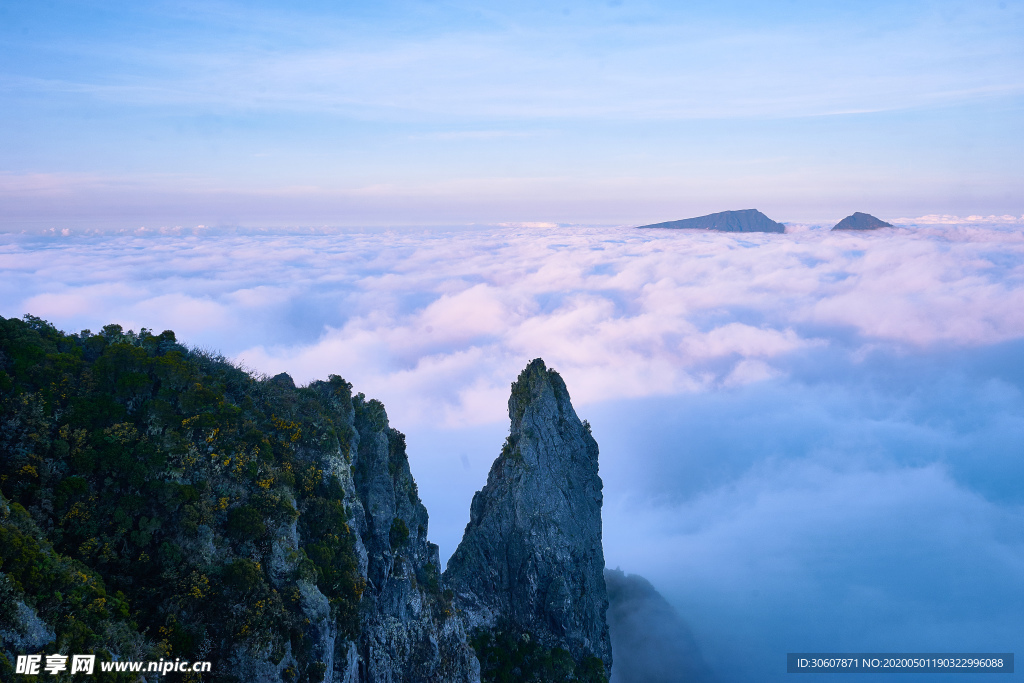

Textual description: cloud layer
[3,221,1024,680]
[6,222,1023,425]
[594,354,1024,681]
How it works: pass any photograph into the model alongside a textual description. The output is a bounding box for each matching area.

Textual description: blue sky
[2,0,1023,227]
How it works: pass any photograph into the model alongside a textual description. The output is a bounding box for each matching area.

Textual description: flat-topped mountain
[831,212,892,230]
[635,209,785,233]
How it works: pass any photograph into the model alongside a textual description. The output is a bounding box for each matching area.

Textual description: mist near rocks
[2,219,1023,681]
[605,568,716,683]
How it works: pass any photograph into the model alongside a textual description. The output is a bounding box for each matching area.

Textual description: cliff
[444,359,612,682]
[1,317,623,683]
[635,209,786,233]
[0,316,477,682]
[347,395,478,683]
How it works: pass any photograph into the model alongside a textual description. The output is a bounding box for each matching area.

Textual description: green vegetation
[389,518,410,550]
[0,315,363,681]
[471,627,608,683]
[499,435,519,460]
[1,315,607,681]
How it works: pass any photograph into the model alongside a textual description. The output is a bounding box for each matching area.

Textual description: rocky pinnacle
[443,358,612,673]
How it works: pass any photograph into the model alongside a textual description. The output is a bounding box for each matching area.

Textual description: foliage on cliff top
[0,315,363,681]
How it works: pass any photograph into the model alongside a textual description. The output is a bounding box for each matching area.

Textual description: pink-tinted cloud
[3,222,1023,427]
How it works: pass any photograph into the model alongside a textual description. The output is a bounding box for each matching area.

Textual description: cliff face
[444,359,612,677]
[0,316,477,683]
[347,395,478,683]
[0,318,609,683]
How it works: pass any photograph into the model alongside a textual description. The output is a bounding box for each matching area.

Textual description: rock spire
[444,359,612,674]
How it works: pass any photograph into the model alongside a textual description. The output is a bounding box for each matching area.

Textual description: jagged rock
[0,594,55,653]
[343,390,478,683]
[636,209,786,233]
[270,372,297,389]
[831,212,892,230]
[444,359,612,675]
[605,569,716,683]
[2,318,620,683]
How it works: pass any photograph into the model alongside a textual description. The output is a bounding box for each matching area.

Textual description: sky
[2,0,1023,228]
[3,220,1024,681]
[3,1,1024,680]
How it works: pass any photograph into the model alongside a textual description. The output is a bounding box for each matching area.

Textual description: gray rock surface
[235,378,480,683]
[2,350,613,683]
[0,594,55,652]
[2,321,627,683]
[636,209,786,233]
[347,392,479,683]
[291,382,479,683]
[831,212,892,230]
[444,359,612,674]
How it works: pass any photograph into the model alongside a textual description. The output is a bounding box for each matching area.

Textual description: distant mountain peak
[831,212,892,230]
[635,209,785,233]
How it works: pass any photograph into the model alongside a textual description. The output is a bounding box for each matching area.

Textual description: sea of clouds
[3,219,1023,681]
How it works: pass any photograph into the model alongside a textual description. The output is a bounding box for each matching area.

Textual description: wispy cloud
[897,213,1024,225]
[2,2,1021,229]
[5,2,1022,121]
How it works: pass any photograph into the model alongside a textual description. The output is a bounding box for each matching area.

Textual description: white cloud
[590,364,1024,681]
[896,213,1024,225]
[3,222,1024,428]
[4,222,1024,681]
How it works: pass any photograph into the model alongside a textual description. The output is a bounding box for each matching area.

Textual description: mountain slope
[0,315,476,682]
[635,209,786,233]
[831,212,892,230]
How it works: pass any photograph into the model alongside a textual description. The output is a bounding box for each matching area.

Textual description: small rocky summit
[444,359,612,679]
[831,212,892,231]
[635,209,786,233]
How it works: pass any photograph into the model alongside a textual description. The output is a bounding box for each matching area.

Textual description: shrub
[224,558,263,593]
[472,627,608,683]
[389,518,409,550]
[227,505,266,541]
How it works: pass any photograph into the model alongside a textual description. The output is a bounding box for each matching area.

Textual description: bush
[227,505,266,541]
[224,558,263,593]
[472,627,608,683]
[389,518,410,550]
